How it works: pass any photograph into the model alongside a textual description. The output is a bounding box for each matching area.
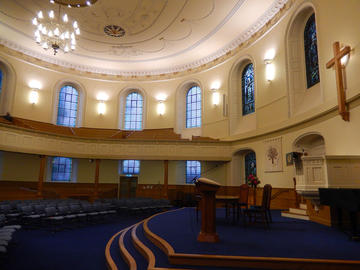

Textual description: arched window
[51,157,73,182]
[186,86,201,128]
[242,63,255,115]
[56,85,79,127]
[124,92,143,130]
[186,160,201,184]
[245,151,256,180]
[304,13,320,88]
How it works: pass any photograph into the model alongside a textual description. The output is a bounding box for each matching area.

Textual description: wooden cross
[326,41,351,121]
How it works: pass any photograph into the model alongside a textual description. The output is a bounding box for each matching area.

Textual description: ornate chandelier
[32,4,81,55]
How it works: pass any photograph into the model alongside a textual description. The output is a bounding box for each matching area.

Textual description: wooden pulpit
[196,177,220,243]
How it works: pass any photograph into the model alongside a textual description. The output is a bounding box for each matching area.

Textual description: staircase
[281,203,309,221]
[106,217,230,270]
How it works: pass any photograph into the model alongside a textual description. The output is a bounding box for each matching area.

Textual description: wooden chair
[244,184,272,227]
[237,184,249,220]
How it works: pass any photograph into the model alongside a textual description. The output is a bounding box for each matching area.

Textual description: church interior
[0,0,360,269]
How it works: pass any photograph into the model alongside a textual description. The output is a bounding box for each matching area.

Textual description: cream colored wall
[0,151,39,181]
[1,0,360,189]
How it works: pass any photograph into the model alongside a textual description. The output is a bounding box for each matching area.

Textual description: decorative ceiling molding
[0,0,292,78]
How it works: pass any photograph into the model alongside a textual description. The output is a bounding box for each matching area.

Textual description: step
[281,211,310,221]
[105,228,130,270]
[289,207,307,215]
[300,203,307,210]
[119,223,148,270]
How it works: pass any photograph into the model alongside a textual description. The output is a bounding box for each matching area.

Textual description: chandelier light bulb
[32,18,38,25]
[42,43,48,49]
[49,10,54,19]
[63,14,68,22]
[34,30,40,37]
[37,11,43,19]
[68,5,71,8]
[54,28,60,36]
[71,39,76,45]
[48,30,53,37]
[64,45,70,52]
[73,21,78,28]
[64,31,69,39]
[71,45,75,50]
[75,28,80,35]
[71,32,75,39]
[38,24,43,30]
[60,33,65,40]
[50,0,55,3]
[36,36,41,43]
[41,27,47,35]
[86,1,91,6]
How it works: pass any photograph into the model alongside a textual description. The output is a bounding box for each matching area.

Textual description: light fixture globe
[32,5,80,55]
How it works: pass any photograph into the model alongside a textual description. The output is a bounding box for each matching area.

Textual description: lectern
[196,177,220,243]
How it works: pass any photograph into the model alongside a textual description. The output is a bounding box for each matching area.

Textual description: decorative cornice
[0,0,292,79]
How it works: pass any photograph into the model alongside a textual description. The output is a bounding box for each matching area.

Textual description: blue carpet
[147,208,360,260]
[1,215,146,270]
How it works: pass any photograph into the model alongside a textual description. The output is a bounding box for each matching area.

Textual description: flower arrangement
[246,174,260,188]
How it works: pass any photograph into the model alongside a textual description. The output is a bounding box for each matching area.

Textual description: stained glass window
[122,160,140,175]
[186,86,201,128]
[51,157,72,181]
[304,13,320,88]
[245,152,256,180]
[124,92,143,130]
[56,85,78,127]
[186,160,201,184]
[242,63,255,115]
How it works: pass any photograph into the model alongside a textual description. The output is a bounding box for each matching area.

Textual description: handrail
[270,189,291,201]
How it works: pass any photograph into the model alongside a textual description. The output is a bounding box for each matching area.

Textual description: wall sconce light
[157,101,165,115]
[264,49,276,82]
[28,80,41,104]
[29,89,39,104]
[212,90,220,106]
[97,101,106,115]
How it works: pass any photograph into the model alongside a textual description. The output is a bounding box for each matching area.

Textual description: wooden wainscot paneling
[0,181,117,201]
[137,184,297,210]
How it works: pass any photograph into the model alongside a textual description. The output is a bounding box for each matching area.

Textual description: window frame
[56,84,79,127]
[185,85,202,129]
[120,160,141,176]
[304,13,320,89]
[241,63,255,116]
[185,160,201,184]
[50,156,74,182]
[123,91,144,131]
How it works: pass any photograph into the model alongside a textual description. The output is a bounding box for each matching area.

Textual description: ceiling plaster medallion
[104,25,126,37]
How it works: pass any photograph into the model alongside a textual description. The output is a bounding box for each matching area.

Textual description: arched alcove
[228,56,256,135]
[52,79,86,127]
[231,148,257,186]
[0,57,16,115]
[291,132,326,195]
[293,132,325,156]
[118,86,147,130]
[285,3,323,117]
[175,79,203,139]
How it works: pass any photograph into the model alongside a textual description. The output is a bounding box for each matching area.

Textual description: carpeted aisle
[1,215,145,270]
[147,208,360,260]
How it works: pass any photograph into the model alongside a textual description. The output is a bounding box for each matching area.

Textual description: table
[215,195,239,223]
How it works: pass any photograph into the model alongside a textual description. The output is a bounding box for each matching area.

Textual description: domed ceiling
[0,0,288,76]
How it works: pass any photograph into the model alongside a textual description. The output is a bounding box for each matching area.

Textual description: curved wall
[1,0,360,188]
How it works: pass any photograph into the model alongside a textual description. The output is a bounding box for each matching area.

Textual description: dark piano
[319,188,360,240]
